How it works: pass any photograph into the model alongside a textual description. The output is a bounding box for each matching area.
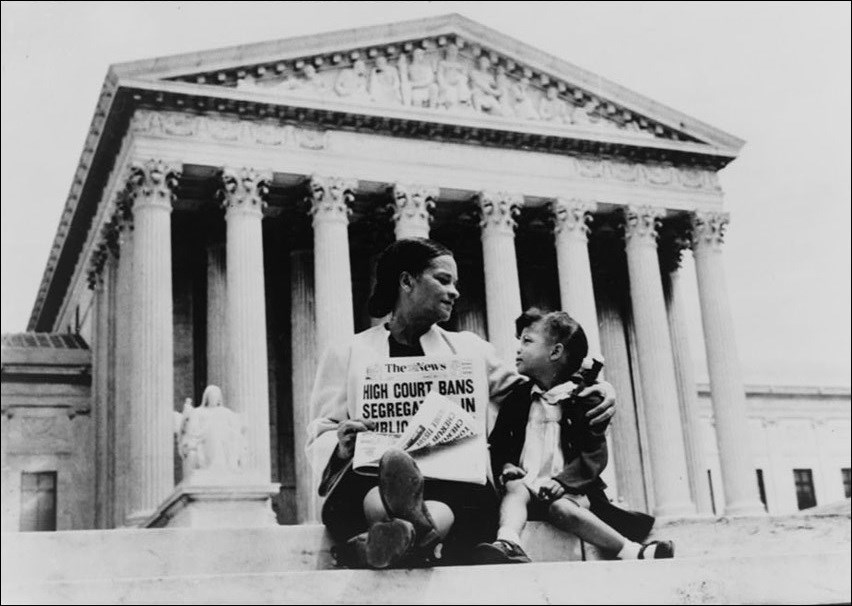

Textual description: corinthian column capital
[392,183,437,232]
[623,205,665,246]
[307,175,356,225]
[219,167,272,217]
[691,210,730,252]
[477,191,524,236]
[126,159,181,211]
[552,198,597,240]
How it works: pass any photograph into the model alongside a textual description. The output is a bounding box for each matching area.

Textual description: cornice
[118,78,736,165]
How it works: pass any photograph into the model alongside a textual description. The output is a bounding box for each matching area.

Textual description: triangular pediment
[110,14,743,155]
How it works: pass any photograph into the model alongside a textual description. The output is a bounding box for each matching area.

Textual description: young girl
[476,308,673,563]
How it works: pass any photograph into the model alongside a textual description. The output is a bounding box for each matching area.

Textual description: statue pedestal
[144,470,280,529]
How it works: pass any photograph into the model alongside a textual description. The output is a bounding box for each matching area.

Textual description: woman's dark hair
[367,238,454,317]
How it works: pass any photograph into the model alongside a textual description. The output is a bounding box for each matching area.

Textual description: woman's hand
[579,380,616,429]
[335,419,376,459]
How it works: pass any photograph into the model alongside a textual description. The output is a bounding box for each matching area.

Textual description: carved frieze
[131,109,329,150]
[129,110,720,195]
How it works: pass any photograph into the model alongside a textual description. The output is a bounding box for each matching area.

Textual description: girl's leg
[498,479,532,541]
[472,480,533,563]
[548,496,629,554]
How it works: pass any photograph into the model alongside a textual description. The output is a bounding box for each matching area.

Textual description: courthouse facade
[3,15,849,530]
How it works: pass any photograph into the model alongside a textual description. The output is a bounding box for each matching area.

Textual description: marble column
[308,175,356,355]
[456,305,488,338]
[553,198,601,356]
[691,211,765,516]
[103,255,118,527]
[92,274,109,528]
[623,205,695,517]
[662,243,714,515]
[290,249,319,522]
[392,183,437,240]
[126,159,181,524]
[552,198,617,493]
[90,222,120,528]
[113,224,133,527]
[206,236,227,390]
[373,183,438,327]
[596,287,648,512]
[220,167,273,480]
[477,191,524,362]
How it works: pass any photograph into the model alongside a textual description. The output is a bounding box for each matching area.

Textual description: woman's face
[405,255,459,324]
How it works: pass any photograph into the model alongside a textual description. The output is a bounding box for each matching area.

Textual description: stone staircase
[2,506,850,604]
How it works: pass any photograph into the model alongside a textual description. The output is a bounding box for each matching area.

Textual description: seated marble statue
[178,385,247,480]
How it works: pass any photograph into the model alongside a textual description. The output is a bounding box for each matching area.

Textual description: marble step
[3,551,849,605]
[4,507,849,587]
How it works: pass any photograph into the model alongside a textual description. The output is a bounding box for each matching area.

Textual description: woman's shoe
[378,448,441,553]
[331,532,369,568]
[366,519,416,569]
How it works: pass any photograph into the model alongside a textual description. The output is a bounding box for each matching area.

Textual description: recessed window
[756,469,768,511]
[842,468,851,499]
[20,472,57,531]
[793,468,816,510]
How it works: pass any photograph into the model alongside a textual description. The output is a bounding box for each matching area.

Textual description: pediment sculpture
[232,43,656,139]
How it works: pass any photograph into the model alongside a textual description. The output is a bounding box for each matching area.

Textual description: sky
[1,1,850,387]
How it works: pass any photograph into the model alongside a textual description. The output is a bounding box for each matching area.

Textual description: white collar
[530,380,576,405]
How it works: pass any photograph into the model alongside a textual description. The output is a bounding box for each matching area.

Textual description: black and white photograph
[1,2,849,603]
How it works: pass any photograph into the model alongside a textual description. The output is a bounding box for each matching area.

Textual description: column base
[653,501,697,519]
[722,499,769,518]
[143,471,280,529]
[125,510,155,528]
[653,511,717,526]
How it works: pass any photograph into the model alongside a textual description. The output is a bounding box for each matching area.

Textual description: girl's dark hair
[515,307,588,376]
[367,238,453,317]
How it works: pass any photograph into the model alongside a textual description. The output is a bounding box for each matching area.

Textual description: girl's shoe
[638,539,675,559]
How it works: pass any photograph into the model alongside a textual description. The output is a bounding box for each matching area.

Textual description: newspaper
[351,355,489,485]
[353,390,482,482]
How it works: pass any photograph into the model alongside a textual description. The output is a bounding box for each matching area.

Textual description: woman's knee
[362,486,390,523]
[424,500,455,538]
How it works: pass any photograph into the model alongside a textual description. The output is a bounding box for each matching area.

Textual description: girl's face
[404,255,459,324]
[515,321,556,380]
